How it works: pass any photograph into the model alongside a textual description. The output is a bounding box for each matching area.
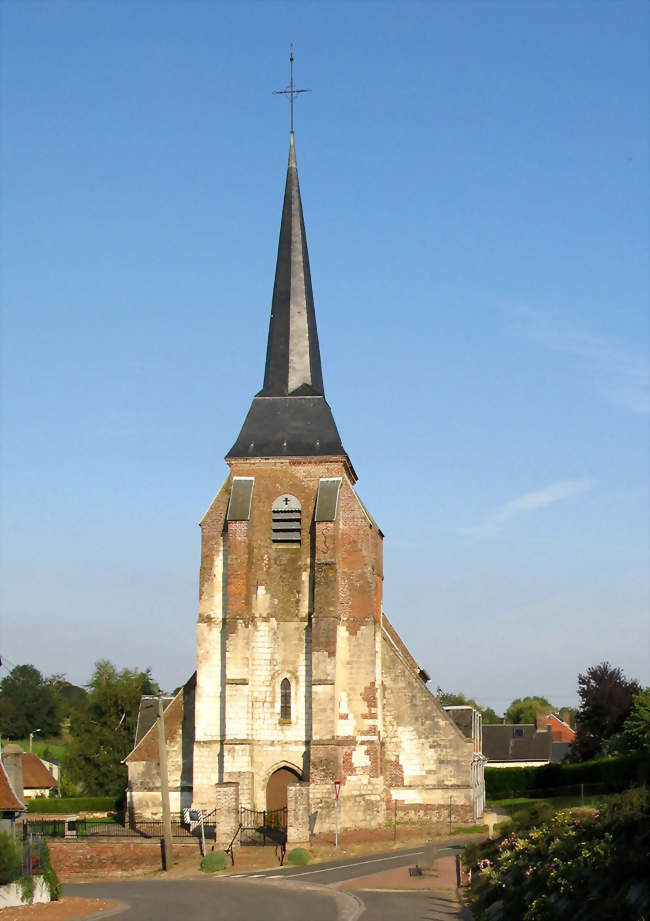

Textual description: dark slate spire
[227,134,348,462]
[260,133,324,397]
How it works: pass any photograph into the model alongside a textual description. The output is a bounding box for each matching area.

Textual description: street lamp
[29,729,41,752]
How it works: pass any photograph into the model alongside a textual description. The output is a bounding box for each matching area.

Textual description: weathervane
[273,43,311,133]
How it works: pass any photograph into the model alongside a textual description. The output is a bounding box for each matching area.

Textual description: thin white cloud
[505,304,649,414]
[466,478,594,538]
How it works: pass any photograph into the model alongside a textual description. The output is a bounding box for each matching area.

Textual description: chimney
[536,712,548,732]
[3,743,25,805]
[561,710,571,726]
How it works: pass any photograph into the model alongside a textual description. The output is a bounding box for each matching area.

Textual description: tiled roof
[133,695,174,747]
[22,753,57,789]
[483,724,552,762]
[0,762,25,811]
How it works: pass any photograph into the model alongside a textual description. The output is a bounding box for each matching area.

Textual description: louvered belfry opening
[272,494,301,543]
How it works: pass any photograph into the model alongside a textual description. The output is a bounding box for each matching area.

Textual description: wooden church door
[266,767,301,812]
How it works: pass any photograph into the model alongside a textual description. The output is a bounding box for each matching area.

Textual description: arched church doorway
[266,766,301,812]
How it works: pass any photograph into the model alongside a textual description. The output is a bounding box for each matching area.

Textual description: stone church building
[126,130,485,834]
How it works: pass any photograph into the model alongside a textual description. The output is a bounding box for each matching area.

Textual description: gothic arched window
[272,494,301,544]
[280,678,291,720]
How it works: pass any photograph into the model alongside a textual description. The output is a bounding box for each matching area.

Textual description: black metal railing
[22,815,216,840]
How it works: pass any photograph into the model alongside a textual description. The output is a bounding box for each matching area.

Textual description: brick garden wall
[47,840,200,880]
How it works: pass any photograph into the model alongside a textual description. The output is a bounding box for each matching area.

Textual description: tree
[440,690,502,723]
[440,690,474,708]
[47,674,88,716]
[65,660,160,797]
[572,661,641,761]
[0,664,65,738]
[505,696,554,725]
[621,687,650,754]
[481,707,501,725]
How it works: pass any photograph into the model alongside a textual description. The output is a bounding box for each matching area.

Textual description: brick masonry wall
[194,458,389,818]
[308,472,386,832]
[47,841,200,880]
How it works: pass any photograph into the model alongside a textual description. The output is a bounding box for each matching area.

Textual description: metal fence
[2,833,46,884]
[22,805,287,850]
[22,814,217,841]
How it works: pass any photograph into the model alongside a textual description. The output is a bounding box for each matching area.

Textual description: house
[482,724,553,767]
[482,712,574,767]
[545,712,576,743]
[0,745,26,835]
[542,712,575,764]
[21,753,59,800]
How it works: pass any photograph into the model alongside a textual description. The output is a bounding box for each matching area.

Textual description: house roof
[22,753,57,790]
[125,674,197,763]
[226,133,348,462]
[133,695,174,747]
[483,724,552,762]
[0,761,25,812]
[547,713,576,734]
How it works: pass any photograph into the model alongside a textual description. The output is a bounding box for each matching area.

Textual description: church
[126,123,485,835]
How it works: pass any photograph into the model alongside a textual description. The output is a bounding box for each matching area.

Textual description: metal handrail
[225,824,242,866]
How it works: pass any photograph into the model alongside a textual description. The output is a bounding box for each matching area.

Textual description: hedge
[27,796,123,814]
[486,753,650,799]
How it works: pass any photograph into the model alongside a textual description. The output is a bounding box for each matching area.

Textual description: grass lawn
[488,791,617,813]
[9,737,68,762]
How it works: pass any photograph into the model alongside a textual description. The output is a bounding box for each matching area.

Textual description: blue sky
[1,0,648,716]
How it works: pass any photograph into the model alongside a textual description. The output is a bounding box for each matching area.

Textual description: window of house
[272,494,301,543]
[280,678,291,720]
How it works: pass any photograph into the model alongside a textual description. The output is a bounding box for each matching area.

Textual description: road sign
[334,780,341,801]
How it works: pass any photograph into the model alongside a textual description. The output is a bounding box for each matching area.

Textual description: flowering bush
[463,788,649,921]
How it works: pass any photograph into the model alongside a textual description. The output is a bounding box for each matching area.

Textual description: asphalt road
[228,843,437,884]
[66,877,355,921]
[66,842,472,921]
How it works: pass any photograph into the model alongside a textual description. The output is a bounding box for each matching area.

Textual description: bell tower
[192,122,384,825]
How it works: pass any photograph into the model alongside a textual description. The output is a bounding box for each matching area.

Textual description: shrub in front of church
[200,851,228,873]
[287,847,310,866]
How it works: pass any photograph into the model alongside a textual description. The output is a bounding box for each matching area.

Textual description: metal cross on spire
[273,43,311,133]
